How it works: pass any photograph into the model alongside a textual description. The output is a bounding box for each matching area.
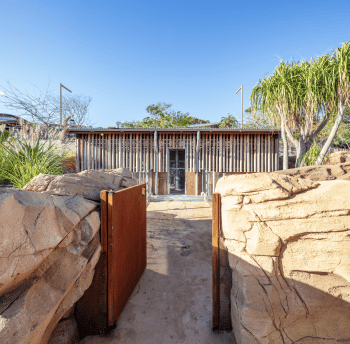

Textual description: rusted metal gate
[75,184,147,335]
[101,184,147,326]
[212,193,232,332]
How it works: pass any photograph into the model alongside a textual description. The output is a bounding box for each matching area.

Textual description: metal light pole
[235,85,243,129]
[59,83,72,126]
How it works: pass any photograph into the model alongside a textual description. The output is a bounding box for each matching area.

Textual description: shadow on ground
[80,202,235,344]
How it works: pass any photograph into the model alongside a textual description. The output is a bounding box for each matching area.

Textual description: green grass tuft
[0,131,65,189]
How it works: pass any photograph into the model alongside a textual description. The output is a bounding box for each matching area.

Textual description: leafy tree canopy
[120,102,210,128]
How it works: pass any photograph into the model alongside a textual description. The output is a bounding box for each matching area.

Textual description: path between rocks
[80,201,235,344]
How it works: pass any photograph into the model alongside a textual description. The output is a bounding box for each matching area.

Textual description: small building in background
[0,114,30,131]
[68,127,281,196]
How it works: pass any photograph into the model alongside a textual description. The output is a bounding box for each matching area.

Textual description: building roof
[68,127,281,134]
[187,122,219,128]
[0,114,30,125]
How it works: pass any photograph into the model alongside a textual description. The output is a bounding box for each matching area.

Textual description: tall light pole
[60,83,72,126]
[235,85,243,129]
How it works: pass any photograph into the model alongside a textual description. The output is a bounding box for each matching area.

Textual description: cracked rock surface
[22,167,137,201]
[0,168,137,344]
[216,173,350,344]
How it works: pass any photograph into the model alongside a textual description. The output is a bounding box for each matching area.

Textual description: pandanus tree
[251,41,350,168]
[316,41,350,164]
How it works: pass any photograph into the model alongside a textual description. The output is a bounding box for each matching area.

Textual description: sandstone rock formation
[23,167,137,201]
[275,161,350,181]
[328,150,350,165]
[278,149,350,171]
[216,173,350,343]
[0,168,137,344]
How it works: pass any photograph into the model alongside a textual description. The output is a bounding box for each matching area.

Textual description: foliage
[0,129,13,145]
[243,107,278,129]
[250,40,350,167]
[301,139,330,166]
[0,81,92,127]
[0,134,65,189]
[218,114,239,128]
[120,102,209,128]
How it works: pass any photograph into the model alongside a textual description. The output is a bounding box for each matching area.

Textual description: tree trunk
[295,136,307,168]
[316,99,346,165]
[281,118,288,170]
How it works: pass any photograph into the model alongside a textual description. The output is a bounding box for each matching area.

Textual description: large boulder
[0,168,138,344]
[0,188,101,344]
[328,150,350,165]
[23,168,137,201]
[216,173,350,343]
[275,161,350,181]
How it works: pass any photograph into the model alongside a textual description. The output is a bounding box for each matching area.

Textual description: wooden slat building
[68,128,281,195]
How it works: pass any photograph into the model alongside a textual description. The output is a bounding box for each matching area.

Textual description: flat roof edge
[68,128,281,133]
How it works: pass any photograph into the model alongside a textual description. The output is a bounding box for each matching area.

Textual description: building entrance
[169,149,185,194]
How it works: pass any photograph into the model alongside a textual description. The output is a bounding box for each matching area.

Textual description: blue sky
[1,0,350,128]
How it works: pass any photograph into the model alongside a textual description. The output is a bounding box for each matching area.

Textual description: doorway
[169,149,185,194]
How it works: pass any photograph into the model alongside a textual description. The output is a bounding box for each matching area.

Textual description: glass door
[169,149,185,193]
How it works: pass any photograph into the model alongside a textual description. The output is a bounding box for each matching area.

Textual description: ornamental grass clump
[0,132,65,189]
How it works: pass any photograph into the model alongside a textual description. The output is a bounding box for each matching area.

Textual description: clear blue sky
[1,0,350,128]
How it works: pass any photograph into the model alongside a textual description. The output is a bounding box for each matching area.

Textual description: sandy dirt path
[80,201,234,344]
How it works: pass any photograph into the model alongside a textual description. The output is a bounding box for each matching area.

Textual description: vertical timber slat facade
[70,128,281,195]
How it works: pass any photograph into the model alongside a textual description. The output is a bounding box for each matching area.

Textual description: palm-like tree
[251,41,349,168]
[218,114,239,128]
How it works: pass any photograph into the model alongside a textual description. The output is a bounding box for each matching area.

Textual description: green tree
[251,41,350,168]
[218,114,239,128]
[243,107,276,129]
[120,102,209,128]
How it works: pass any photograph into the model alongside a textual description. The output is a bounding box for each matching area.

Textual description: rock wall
[216,173,350,343]
[0,168,137,344]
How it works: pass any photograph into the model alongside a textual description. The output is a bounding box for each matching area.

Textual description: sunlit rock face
[0,168,137,344]
[23,167,137,201]
[216,173,350,344]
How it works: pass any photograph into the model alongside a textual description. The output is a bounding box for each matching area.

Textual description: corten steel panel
[212,193,232,332]
[107,184,147,326]
[185,172,202,195]
[152,172,168,195]
[212,193,220,331]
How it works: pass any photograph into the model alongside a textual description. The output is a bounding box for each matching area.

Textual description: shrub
[0,134,65,189]
[301,139,330,166]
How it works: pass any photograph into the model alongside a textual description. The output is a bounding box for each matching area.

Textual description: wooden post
[191,133,193,172]
[108,133,112,169]
[275,134,280,171]
[219,134,222,172]
[253,134,256,172]
[76,136,80,172]
[154,131,158,195]
[165,133,168,173]
[257,134,260,172]
[246,134,251,172]
[245,134,247,172]
[195,131,200,196]
[267,134,271,172]
[87,133,91,170]
[129,134,133,171]
[264,134,268,172]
